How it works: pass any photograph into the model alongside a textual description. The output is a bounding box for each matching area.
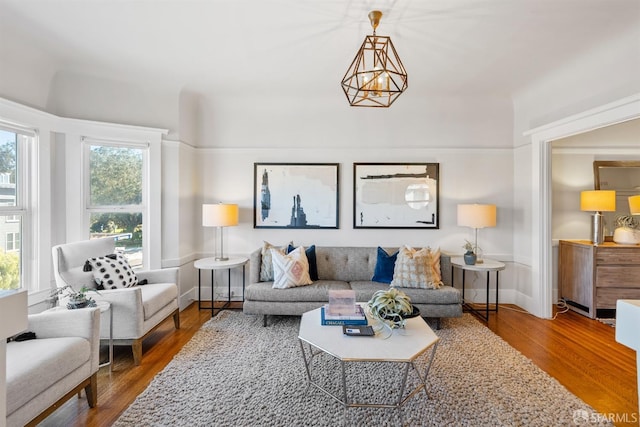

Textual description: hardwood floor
[39,302,638,427]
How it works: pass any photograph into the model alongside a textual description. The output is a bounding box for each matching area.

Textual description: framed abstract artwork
[253,163,339,229]
[353,163,439,229]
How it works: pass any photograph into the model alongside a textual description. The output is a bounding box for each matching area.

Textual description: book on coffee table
[320,304,367,326]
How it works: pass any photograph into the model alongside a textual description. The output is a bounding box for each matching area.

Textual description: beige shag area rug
[115,312,611,427]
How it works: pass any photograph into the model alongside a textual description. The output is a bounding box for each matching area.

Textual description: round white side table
[194,256,249,317]
[450,257,506,321]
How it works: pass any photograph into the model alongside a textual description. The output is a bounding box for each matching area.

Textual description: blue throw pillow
[287,244,318,281]
[372,247,398,284]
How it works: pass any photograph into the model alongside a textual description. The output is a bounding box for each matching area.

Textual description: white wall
[512,24,640,316]
[0,24,57,110]
[197,145,516,302]
[45,71,181,140]
[193,94,514,149]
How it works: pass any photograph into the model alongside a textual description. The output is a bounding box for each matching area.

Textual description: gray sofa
[6,308,100,427]
[243,246,462,328]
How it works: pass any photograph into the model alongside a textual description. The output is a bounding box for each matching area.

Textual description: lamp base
[215,256,229,262]
[591,212,604,245]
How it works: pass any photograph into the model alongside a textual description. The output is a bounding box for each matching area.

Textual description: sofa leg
[263,315,268,327]
[132,339,143,366]
[85,373,98,408]
[173,309,180,329]
[436,318,441,330]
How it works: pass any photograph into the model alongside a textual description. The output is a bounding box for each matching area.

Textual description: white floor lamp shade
[203,204,239,261]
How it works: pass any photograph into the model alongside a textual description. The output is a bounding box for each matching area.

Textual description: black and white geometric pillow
[86,253,138,289]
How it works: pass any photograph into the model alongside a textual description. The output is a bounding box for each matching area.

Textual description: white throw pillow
[391,246,442,289]
[87,253,138,289]
[271,246,313,289]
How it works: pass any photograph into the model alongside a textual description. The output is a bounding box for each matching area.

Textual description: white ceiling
[1,0,639,101]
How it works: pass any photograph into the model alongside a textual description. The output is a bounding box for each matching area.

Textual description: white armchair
[6,308,100,427]
[52,237,180,365]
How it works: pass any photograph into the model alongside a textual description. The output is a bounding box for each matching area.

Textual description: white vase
[613,227,640,245]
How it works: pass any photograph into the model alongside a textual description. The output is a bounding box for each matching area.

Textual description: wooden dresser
[558,240,640,318]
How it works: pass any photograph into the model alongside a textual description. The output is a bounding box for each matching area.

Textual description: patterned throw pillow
[271,246,313,289]
[431,247,442,283]
[260,241,290,282]
[391,246,442,289]
[87,253,138,289]
[287,244,318,281]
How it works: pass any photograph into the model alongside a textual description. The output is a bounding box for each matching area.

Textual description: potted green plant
[51,285,100,309]
[613,215,640,245]
[367,288,414,329]
[463,240,477,265]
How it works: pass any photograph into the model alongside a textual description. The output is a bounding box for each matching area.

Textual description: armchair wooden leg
[85,373,98,408]
[132,339,143,366]
[173,309,180,329]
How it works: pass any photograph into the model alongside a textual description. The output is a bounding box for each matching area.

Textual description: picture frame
[254,163,339,229]
[353,163,439,229]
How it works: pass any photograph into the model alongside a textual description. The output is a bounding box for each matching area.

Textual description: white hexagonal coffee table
[298,306,439,413]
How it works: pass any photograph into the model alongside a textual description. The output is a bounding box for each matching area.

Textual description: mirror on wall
[593,160,640,236]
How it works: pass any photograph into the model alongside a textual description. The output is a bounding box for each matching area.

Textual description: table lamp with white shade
[580,190,616,245]
[457,204,497,264]
[203,203,239,261]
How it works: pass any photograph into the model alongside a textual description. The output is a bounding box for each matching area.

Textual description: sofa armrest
[136,267,178,284]
[91,287,144,337]
[249,248,262,284]
[440,251,452,286]
[28,308,100,341]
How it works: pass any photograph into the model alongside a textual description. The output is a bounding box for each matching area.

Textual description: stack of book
[320,303,367,326]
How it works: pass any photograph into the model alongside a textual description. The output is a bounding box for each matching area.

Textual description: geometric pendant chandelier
[341,11,408,107]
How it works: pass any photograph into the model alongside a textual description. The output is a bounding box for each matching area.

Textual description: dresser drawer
[596,266,640,287]
[596,247,640,265]
[596,288,640,309]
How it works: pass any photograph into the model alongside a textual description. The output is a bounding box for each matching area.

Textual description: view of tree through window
[0,129,21,290]
[89,145,144,267]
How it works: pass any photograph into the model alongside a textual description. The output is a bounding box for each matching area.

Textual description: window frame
[0,122,35,291]
[82,137,150,269]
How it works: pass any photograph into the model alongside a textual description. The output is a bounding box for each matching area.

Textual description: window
[0,126,31,290]
[85,141,147,268]
[6,231,19,252]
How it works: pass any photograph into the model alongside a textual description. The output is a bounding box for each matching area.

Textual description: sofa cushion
[140,282,178,320]
[372,247,398,284]
[315,247,379,282]
[271,247,313,289]
[6,337,89,414]
[391,246,442,289]
[287,244,318,281]
[246,280,351,302]
[350,281,461,305]
[87,253,138,289]
[259,241,289,282]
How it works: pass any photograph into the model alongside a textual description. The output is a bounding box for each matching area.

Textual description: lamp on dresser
[580,190,616,245]
[630,195,640,215]
[203,203,239,261]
